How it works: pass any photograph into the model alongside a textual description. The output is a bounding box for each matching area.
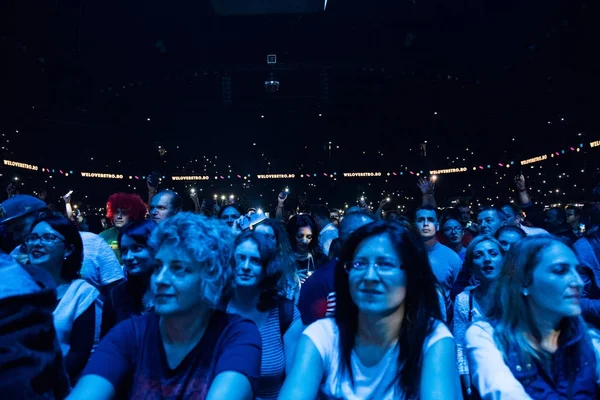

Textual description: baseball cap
[0,195,48,225]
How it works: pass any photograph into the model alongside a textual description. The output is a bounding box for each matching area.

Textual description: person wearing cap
[1,195,124,297]
[0,195,49,255]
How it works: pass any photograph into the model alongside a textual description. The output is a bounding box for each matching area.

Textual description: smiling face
[26,221,70,272]
[471,240,504,283]
[527,242,584,322]
[151,242,207,316]
[348,234,406,316]
[120,234,154,276]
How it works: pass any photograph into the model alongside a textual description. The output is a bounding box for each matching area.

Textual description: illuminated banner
[342,172,383,177]
[81,172,124,179]
[256,174,296,179]
[3,159,38,171]
[429,167,467,175]
[520,155,547,166]
[172,175,210,181]
[591,141,600,148]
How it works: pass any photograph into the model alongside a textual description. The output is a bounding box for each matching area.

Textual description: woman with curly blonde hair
[68,212,263,400]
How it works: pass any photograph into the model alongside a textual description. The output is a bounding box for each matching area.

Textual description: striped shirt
[257,306,301,400]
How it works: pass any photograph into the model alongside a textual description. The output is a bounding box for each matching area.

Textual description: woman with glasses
[279,220,461,400]
[452,235,505,398]
[25,213,101,383]
[467,235,600,398]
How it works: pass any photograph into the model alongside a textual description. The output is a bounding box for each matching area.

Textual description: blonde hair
[488,235,573,364]
[149,212,235,307]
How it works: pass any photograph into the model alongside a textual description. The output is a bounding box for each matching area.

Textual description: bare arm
[278,335,324,400]
[206,371,254,400]
[66,375,115,400]
[420,337,461,400]
[283,319,305,375]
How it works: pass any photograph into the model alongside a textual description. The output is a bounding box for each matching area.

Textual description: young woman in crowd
[279,220,461,399]
[494,224,526,252]
[452,235,505,398]
[224,231,304,399]
[286,214,327,283]
[254,218,301,301]
[467,235,600,398]
[26,213,102,383]
[67,213,262,400]
[99,193,148,262]
[101,219,157,336]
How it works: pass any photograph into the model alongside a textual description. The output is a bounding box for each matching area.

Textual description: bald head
[339,211,375,245]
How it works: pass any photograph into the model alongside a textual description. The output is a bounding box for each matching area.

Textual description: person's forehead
[478,210,498,219]
[443,219,461,227]
[154,193,173,206]
[416,210,436,219]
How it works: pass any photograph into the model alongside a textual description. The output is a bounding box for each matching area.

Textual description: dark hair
[157,190,182,211]
[233,230,286,311]
[494,225,526,240]
[499,202,520,217]
[335,220,442,397]
[548,207,567,224]
[118,220,157,249]
[415,204,438,221]
[286,214,320,253]
[565,205,581,217]
[83,214,104,234]
[30,213,83,281]
[477,205,507,220]
[440,207,461,225]
[310,204,330,221]
[257,219,297,274]
[218,204,244,219]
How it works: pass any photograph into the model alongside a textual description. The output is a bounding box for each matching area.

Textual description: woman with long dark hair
[279,220,461,399]
[467,235,600,398]
[286,214,327,283]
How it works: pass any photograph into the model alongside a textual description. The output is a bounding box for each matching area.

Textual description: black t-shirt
[83,311,262,399]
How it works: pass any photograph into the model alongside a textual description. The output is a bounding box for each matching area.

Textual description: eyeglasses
[344,260,402,274]
[443,226,463,234]
[24,233,65,245]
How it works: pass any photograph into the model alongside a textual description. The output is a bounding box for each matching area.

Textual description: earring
[522,288,529,296]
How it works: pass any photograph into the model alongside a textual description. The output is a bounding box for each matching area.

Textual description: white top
[54,279,102,356]
[519,224,548,236]
[466,321,600,400]
[79,231,124,287]
[318,223,339,257]
[304,318,452,400]
[452,287,483,376]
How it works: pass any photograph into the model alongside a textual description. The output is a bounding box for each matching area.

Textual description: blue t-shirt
[82,311,262,399]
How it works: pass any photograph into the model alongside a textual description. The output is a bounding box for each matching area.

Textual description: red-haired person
[100,193,147,262]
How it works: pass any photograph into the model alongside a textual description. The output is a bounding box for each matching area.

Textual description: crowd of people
[1,172,600,399]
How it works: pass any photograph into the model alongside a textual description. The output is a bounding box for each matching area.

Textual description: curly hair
[148,212,235,308]
[106,193,147,222]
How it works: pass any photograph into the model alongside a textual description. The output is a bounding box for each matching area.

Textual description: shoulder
[466,320,494,342]
[68,279,100,298]
[304,318,337,341]
[424,320,453,351]
[211,310,261,340]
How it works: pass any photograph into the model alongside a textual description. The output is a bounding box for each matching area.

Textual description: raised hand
[417,178,435,195]
[515,174,526,191]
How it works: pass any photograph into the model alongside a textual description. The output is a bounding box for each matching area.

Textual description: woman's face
[348,233,406,316]
[233,240,264,289]
[496,230,522,252]
[26,222,70,271]
[472,240,503,283]
[221,207,241,228]
[528,242,584,321]
[254,224,277,245]
[120,234,154,276]
[295,226,313,253]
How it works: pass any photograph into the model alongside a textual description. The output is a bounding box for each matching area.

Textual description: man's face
[477,210,505,236]
[150,194,177,224]
[415,209,438,240]
[0,213,37,252]
[458,206,471,226]
[501,206,519,226]
[544,209,562,230]
[114,208,131,228]
[566,209,579,226]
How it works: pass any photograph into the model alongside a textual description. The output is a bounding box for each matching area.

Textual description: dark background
[0,0,598,213]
